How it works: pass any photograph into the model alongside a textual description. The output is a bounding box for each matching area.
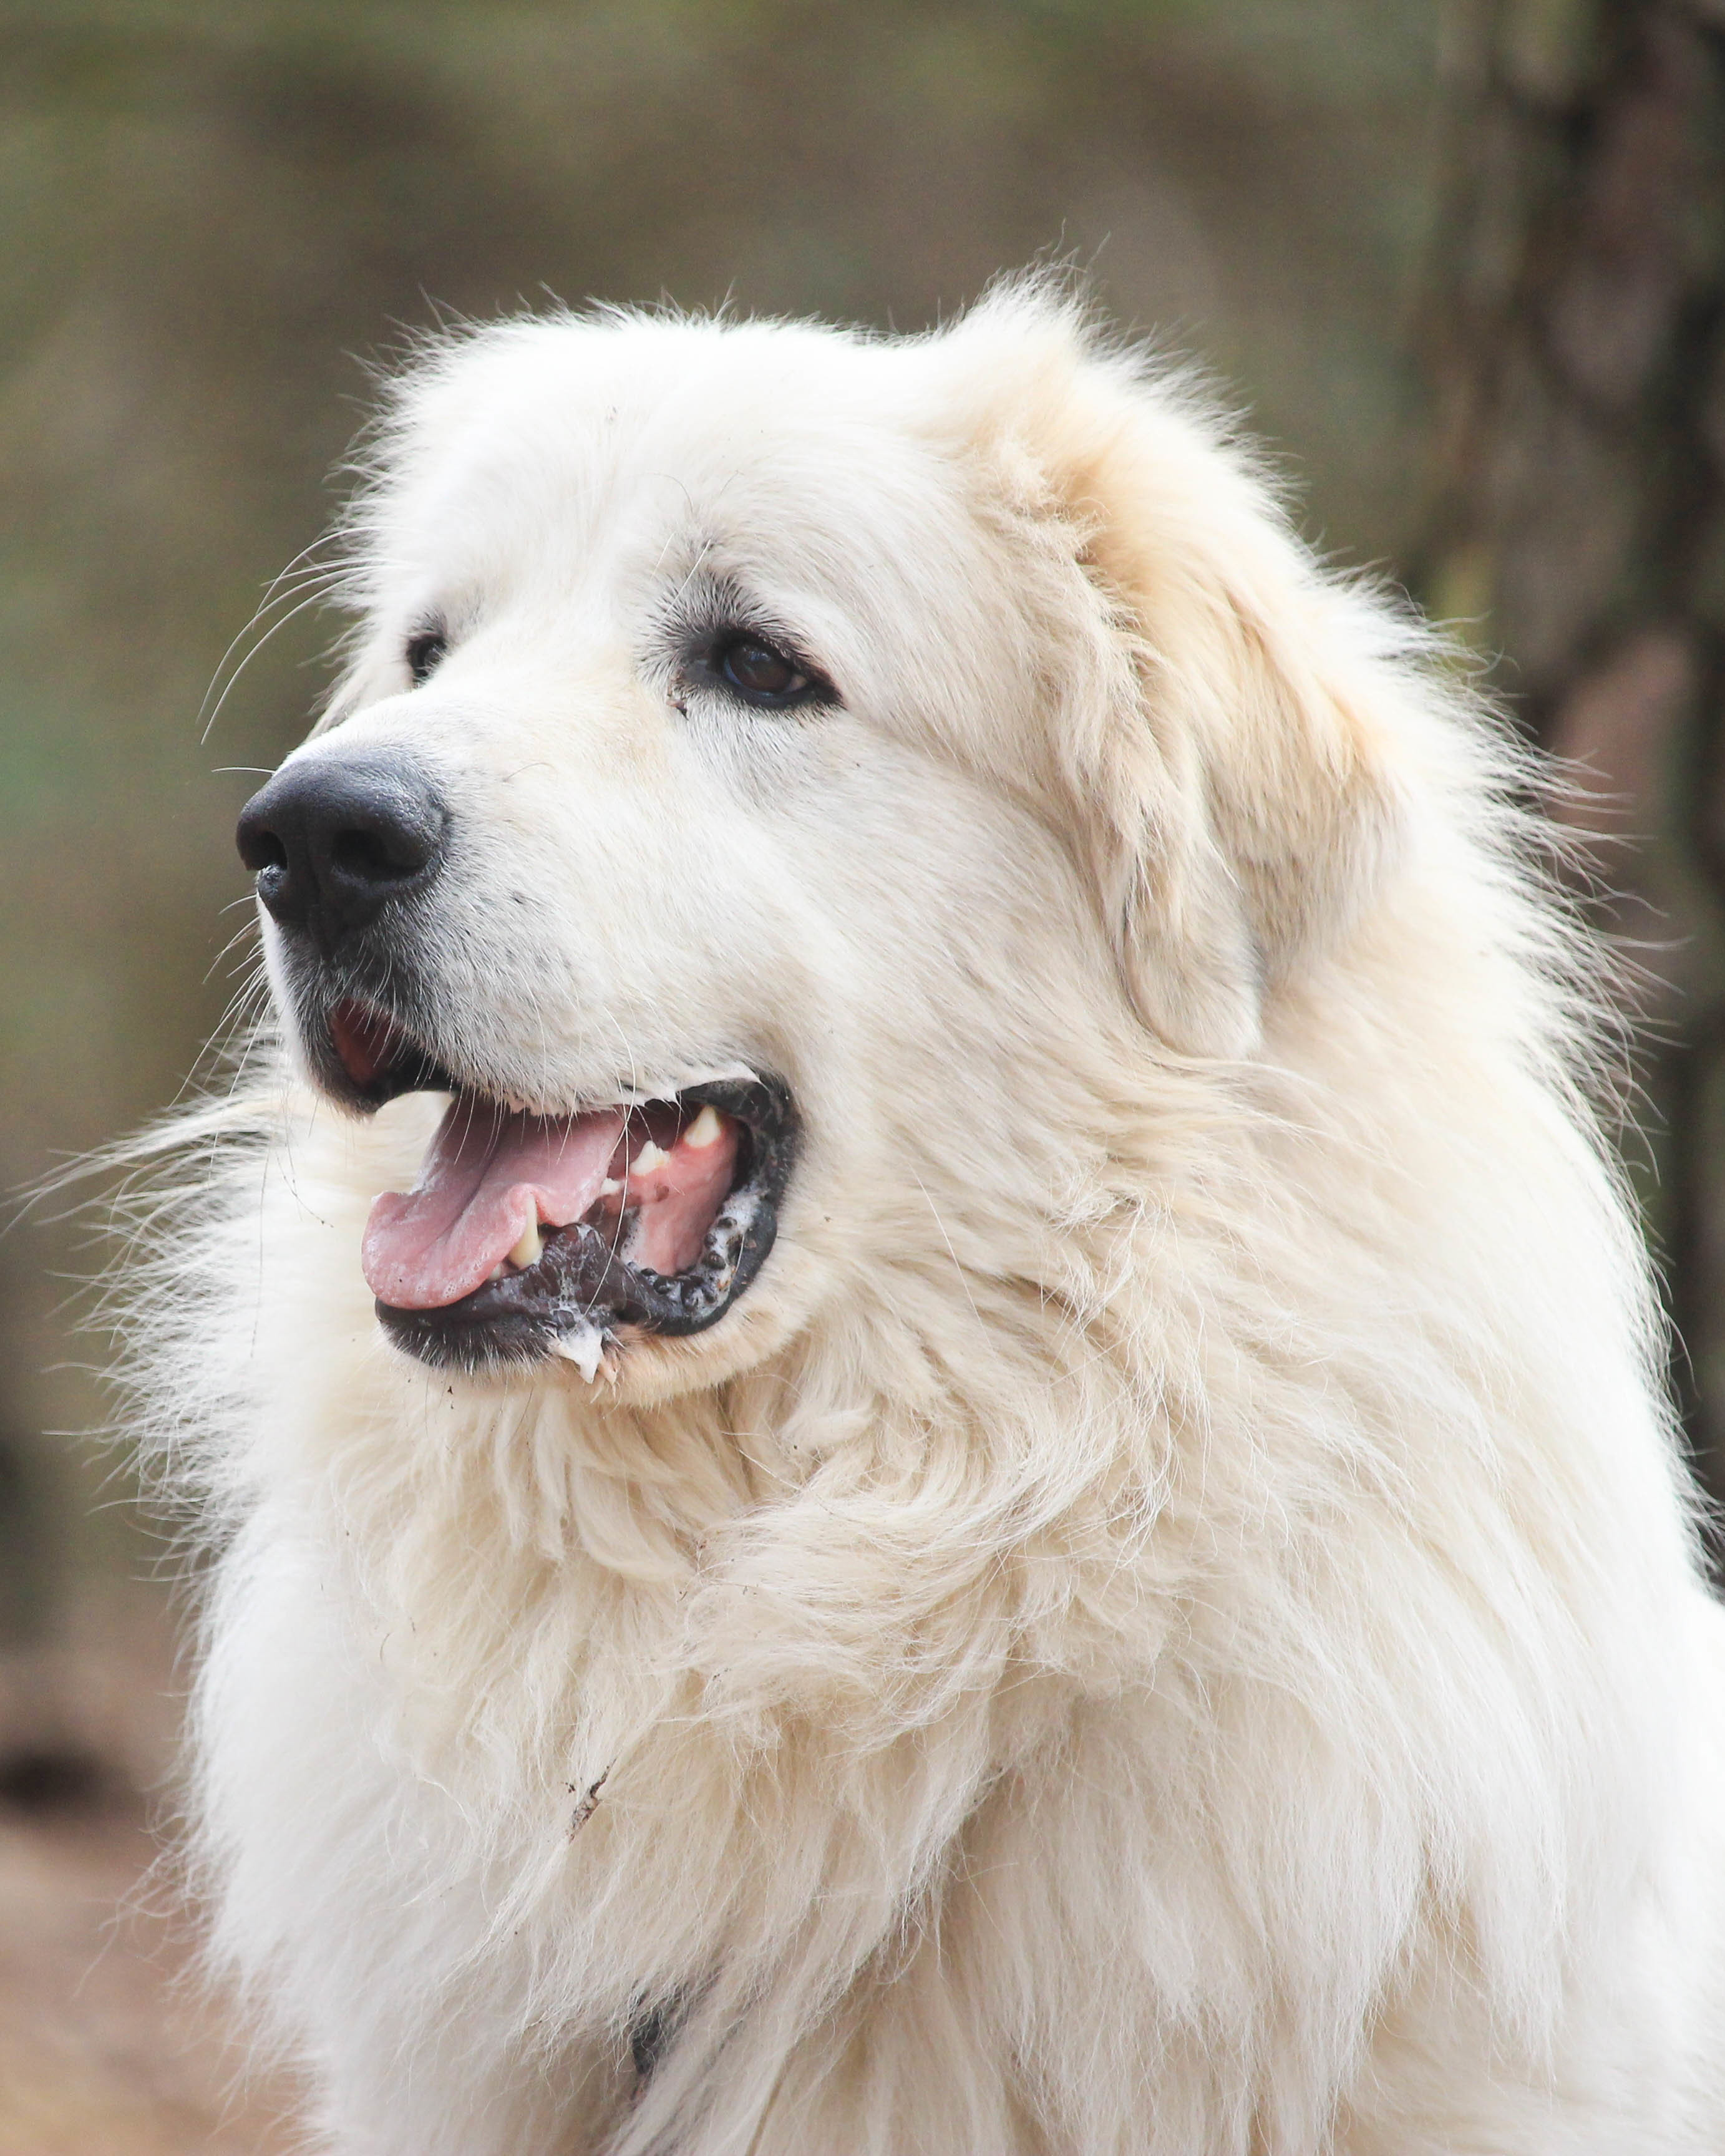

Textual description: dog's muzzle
[235,752,797,1379]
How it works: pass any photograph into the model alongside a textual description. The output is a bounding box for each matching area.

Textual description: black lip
[377,1076,797,1376]
[279,953,462,1112]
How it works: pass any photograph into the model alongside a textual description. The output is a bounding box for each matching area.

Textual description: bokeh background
[2,0,1724,2144]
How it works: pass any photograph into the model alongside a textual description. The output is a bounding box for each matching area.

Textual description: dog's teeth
[683,1104,724,1150]
[631,1140,670,1174]
[599,1177,622,1197]
[508,1219,543,1270]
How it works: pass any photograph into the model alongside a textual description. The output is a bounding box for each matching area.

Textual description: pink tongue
[363,1102,624,1311]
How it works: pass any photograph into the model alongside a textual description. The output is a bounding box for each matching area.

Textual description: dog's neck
[322,1245,1156,1793]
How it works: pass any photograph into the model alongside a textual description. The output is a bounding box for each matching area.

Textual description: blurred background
[1,0,1723,2145]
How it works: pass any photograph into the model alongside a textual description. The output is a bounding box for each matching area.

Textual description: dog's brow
[658,527,718,599]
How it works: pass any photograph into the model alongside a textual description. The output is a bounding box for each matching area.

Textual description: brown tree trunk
[1418,0,1725,1492]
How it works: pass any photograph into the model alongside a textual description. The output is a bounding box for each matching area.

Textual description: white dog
[127,281,1725,2152]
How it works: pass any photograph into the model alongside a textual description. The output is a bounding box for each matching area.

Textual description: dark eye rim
[404,623,449,687]
[684,626,838,712]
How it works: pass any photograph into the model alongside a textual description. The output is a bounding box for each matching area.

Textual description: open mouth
[324,999,796,1376]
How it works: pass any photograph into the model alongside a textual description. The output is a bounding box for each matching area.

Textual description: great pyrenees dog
[125,280,1725,2152]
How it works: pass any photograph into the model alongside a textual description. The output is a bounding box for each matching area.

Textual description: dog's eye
[676,622,836,713]
[702,629,838,710]
[405,626,447,687]
[717,634,804,702]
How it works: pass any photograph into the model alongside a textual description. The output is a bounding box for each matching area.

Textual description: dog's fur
[125,283,1725,2152]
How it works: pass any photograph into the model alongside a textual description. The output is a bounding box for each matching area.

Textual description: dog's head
[236,283,1404,1394]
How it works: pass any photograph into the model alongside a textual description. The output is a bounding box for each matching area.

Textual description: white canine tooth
[630,1140,670,1175]
[683,1104,724,1150]
[599,1177,622,1197]
[508,1218,543,1270]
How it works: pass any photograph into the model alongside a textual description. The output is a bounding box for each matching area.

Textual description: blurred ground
[0,1796,294,2156]
[0,1595,296,2156]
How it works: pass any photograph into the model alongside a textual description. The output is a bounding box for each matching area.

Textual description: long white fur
[118,279,1725,2152]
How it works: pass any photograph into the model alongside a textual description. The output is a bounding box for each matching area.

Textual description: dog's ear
[936,286,1407,1059]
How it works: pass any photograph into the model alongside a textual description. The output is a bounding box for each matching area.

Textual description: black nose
[237,754,447,956]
